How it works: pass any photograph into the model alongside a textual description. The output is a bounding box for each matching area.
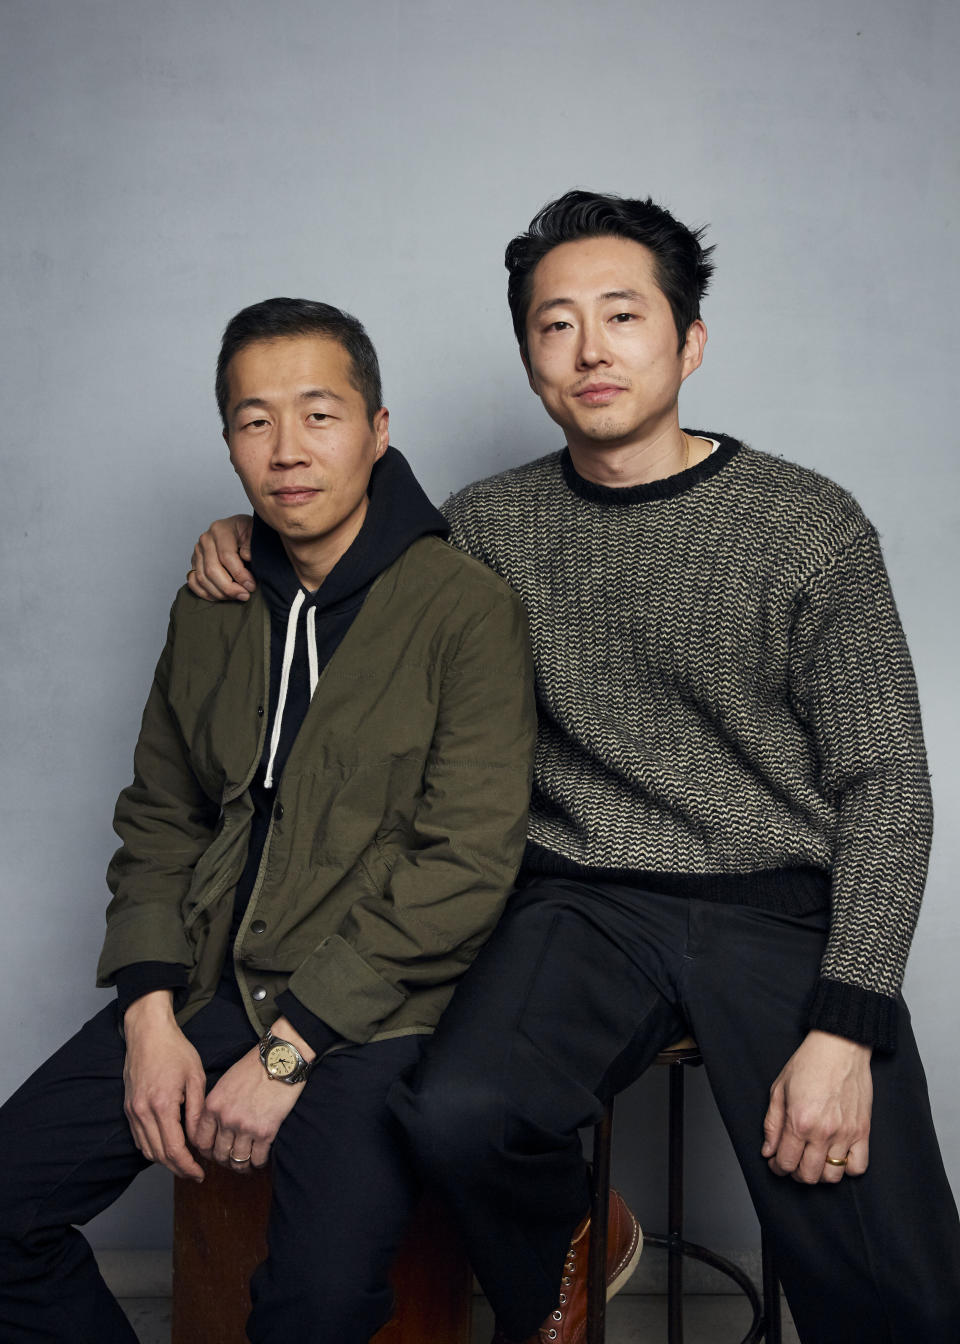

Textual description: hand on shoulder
[187,514,255,602]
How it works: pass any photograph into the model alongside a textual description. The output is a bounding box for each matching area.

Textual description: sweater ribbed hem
[807,978,898,1053]
[521,843,830,913]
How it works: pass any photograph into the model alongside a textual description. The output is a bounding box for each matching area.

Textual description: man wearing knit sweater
[188,193,960,1343]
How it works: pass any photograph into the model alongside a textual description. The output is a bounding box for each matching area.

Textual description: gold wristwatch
[258,1028,314,1085]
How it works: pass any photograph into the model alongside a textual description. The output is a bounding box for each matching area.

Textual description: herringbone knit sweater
[441,433,932,1052]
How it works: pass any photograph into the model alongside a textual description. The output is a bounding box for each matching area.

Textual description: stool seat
[586,1036,782,1344]
[656,1035,700,1063]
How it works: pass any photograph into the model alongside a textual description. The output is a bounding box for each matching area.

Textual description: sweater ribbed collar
[560,430,741,505]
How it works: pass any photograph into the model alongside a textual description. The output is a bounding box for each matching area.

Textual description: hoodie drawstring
[264,590,305,789]
[306,606,319,697]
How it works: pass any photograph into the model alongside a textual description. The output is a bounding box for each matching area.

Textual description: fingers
[191,1107,219,1157]
[183,1070,206,1143]
[844,1136,870,1177]
[153,1098,204,1180]
[249,1135,272,1170]
[227,1134,272,1175]
[193,1105,270,1174]
[793,1135,835,1184]
[760,1083,785,1161]
[767,1128,806,1178]
[187,517,257,603]
[125,1092,204,1181]
[212,1122,236,1167]
[210,1126,271,1174]
[192,1100,235,1166]
[767,1125,866,1184]
[819,1150,850,1185]
[762,1087,852,1183]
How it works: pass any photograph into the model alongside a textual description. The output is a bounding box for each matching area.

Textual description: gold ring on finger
[824,1154,849,1167]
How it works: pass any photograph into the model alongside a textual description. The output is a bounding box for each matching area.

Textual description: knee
[390,1067,505,1173]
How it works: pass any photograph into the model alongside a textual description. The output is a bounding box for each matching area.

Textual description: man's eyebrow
[298,387,346,404]
[531,289,648,320]
[531,297,575,321]
[599,288,647,305]
[230,397,270,418]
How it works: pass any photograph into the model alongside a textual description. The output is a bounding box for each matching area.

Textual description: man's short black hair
[505,190,715,355]
[216,297,383,427]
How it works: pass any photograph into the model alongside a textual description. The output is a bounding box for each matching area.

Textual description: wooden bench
[172,1160,473,1343]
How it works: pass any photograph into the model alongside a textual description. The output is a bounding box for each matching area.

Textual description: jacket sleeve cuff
[275,990,344,1058]
[807,977,898,1053]
[114,962,190,1018]
[285,935,406,1043]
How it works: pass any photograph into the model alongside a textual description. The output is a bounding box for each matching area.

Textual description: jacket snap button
[274,802,284,821]
[257,705,264,717]
[251,986,267,1002]
[250,919,266,935]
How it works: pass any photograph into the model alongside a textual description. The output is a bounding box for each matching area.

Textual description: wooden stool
[586,1038,782,1344]
[172,1159,473,1344]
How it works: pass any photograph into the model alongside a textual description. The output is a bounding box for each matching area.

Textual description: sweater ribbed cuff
[807,977,898,1053]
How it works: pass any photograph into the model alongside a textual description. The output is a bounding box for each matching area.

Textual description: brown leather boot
[491,1189,642,1344]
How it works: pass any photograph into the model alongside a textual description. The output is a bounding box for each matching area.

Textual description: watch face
[266,1042,299,1078]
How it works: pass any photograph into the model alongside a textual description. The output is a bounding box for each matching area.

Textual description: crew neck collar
[560,431,741,506]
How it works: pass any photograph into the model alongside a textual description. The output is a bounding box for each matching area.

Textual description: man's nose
[271,419,310,466]
[576,319,611,368]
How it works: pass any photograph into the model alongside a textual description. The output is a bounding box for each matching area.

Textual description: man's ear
[223,426,239,473]
[373,407,389,460]
[680,320,707,383]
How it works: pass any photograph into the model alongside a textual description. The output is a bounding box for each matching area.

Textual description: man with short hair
[189,196,960,1343]
[0,297,535,1343]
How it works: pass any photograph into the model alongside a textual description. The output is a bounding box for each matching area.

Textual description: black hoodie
[115,447,449,1054]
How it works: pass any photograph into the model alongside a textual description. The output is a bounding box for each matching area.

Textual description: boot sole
[606,1217,643,1301]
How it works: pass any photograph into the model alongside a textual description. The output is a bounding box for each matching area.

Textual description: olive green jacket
[97,536,535,1043]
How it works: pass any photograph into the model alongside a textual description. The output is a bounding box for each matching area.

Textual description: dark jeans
[392,877,960,1343]
[0,994,423,1344]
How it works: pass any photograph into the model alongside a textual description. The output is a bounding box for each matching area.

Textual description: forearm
[791,527,933,1050]
[809,758,932,1050]
[98,612,219,983]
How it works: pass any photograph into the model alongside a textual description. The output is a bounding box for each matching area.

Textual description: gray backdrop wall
[2,0,957,1257]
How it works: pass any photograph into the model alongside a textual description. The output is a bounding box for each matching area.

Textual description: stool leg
[760,1230,781,1344]
[666,1061,685,1344]
[586,1099,614,1344]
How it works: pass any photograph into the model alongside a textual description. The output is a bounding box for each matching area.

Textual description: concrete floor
[119,1292,801,1342]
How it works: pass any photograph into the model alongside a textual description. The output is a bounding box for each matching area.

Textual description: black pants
[0,994,423,1344]
[392,878,960,1343]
